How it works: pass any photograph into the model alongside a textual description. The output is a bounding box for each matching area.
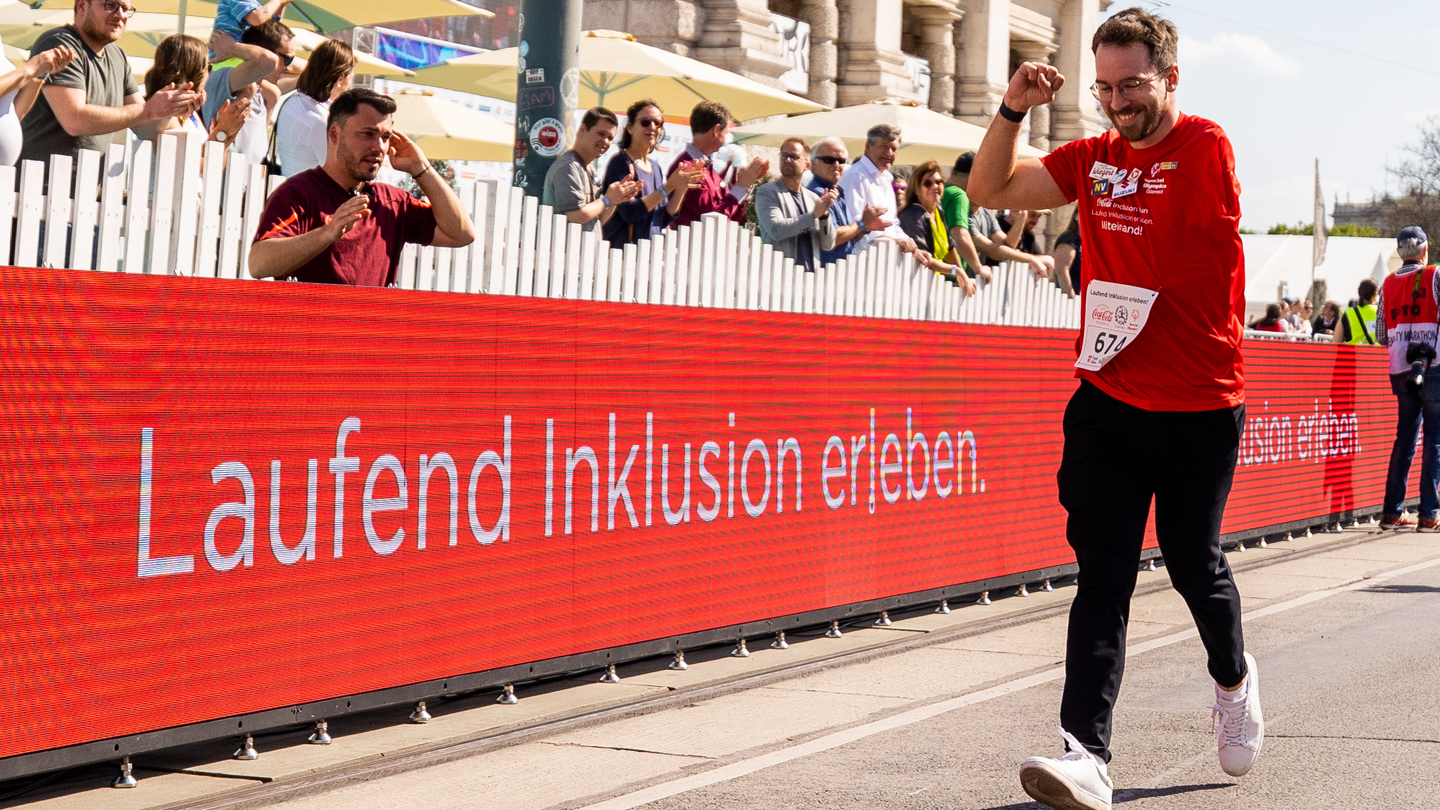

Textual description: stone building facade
[581,0,1111,152]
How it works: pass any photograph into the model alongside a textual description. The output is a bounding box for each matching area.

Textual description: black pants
[1057,382,1248,762]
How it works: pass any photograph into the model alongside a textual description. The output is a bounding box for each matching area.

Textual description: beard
[80,14,124,44]
[1105,93,1169,143]
[337,144,382,183]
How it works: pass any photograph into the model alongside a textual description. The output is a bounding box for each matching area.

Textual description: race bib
[1075,280,1159,371]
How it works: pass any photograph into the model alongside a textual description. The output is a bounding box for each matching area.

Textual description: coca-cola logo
[1091,305,1114,322]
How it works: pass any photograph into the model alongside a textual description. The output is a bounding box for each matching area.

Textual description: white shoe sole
[1220,651,1265,777]
[1020,761,1112,810]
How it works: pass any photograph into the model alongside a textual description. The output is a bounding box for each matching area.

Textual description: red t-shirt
[1043,113,1246,411]
[254,168,438,287]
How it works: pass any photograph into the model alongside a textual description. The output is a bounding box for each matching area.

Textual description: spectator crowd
[4,0,1076,295]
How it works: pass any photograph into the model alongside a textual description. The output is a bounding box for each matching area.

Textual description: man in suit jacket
[667,101,769,229]
[756,137,837,271]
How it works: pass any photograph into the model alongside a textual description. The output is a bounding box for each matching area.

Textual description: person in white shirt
[0,46,78,166]
[835,124,922,257]
[275,38,353,176]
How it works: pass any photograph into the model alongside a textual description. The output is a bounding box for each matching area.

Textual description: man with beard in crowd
[249,88,475,285]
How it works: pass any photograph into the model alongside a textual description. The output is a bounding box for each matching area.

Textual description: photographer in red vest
[1377,226,1440,530]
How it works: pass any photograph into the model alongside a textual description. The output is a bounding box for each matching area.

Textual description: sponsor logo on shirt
[1089,161,1119,180]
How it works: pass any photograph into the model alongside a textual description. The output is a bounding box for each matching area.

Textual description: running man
[968,8,1262,809]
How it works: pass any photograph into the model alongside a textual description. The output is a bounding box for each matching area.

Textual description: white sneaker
[1214,651,1265,776]
[1019,728,1113,810]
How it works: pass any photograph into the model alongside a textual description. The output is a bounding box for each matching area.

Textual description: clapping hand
[606,176,643,204]
[813,186,838,217]
[735,156,769,188]
[213,97,250,140]
[143,82,203,122]
[664,162,705,195]
[27,45,77,76]
[861,204,890,233]
[1004,62,1065,114]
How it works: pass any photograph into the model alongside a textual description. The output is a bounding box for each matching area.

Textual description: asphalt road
[631,563,1440,810]
[242,533,1440,810]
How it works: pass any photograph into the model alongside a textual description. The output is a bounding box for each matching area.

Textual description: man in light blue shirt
[806,136,882,267]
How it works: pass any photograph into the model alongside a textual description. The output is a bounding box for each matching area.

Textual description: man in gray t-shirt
[540,107,638,232]
[20,1,196,165]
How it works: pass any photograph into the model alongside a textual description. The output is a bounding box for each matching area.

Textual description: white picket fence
[6,129,1080,329]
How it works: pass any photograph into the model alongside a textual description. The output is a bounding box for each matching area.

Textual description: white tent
[1241,234,1398,322]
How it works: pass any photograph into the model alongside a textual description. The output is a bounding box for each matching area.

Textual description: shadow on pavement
[977,782,1234,809]
[1361,584,1440,594]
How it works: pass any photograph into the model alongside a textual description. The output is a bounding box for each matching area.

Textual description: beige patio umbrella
[0,6,413,77]
[410,29,824,121]
[390,88,512,162]
[23,0,489,35]
[731,98,1049,165]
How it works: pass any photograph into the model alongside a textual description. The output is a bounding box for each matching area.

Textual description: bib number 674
[1094,331,1128,354]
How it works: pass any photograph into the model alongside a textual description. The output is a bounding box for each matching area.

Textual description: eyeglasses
[97,0,137,18]
[780,153,806,162]
[283,54,295,67]
[813,155,844,165]
[635,118,663,129]
[1090,66,1171,100]
[921,179,943,188]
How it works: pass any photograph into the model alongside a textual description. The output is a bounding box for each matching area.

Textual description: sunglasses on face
[813,155,844,165]
[922,179,943,188]
[635,118,664,129]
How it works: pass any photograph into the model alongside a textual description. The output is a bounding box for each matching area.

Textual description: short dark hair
[780,137,808,155]
[952,152,975,175]
[1092,7,1178,71]
[240,18,294,53]
[296,38,355,102]
[689,101,732,135]
[1358,278,1378,303]
[328,88,398,131]
[579,107,618,131]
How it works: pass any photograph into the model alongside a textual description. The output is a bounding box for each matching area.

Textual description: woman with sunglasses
[601,98,705,248]
[898,161,977,295]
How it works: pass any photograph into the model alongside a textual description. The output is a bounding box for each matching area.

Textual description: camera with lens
[1406,342,1436,392]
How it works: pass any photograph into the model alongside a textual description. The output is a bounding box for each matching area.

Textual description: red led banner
[0,268,1400,763]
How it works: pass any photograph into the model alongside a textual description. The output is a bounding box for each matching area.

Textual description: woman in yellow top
[898,161,977,296]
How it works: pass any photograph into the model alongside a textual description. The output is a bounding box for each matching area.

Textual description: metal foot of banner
[1017,583,1030,597]
[1369,515,1378,526]
[1146,558,1158,572]
[1040,578,1054,592]
[233,735,258,761]
[1234,541,1247,553]
[1285,531,1294,541]
[1306,527,1313,537]
[873,611,892,627]
[1258,536,1268,548]
[112,756,137,789]
[669,650,689,670]
[599,664,621,683]
[497,684,519,704]
[308,720,332,745]
[825,620,843,638]
[730,638,750,658]
[409,701,431,724]
[977,590,992,606]
[934,599,950,614]
[771,631,789,650]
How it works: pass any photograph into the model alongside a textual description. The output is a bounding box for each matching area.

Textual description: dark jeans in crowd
[1383,370,1440,520]
[1056,381,1248,763]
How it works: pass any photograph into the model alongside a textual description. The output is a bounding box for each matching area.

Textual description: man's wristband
[411,163,433,181]
[997,101,1027,123]
[600,195,611,209]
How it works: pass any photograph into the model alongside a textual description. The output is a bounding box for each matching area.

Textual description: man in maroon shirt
[249,88,475,285]
[968,9,1261,809]
[666,101,769,229]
